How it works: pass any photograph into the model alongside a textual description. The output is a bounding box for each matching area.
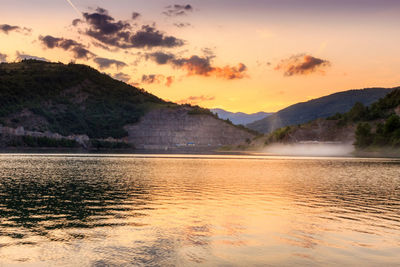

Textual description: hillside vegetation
[344,89,400,148]
[259,88,400,151]
[247,88,395,133]
[0,60,172,138]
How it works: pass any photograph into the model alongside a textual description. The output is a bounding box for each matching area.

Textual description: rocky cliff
[279,119,356,143]
[125,107,255,150]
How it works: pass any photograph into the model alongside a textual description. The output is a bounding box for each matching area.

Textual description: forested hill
[0,60,256,150]
[247,87,395,133]
[0,60,173,139]
[347,89,400,148]
[258,88,400,151]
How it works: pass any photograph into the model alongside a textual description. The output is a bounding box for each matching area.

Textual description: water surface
[0,154,399,266]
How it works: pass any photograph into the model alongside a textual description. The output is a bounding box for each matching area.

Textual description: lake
[0,154,399,266]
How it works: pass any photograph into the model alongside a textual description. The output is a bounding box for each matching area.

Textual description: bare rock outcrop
[124,108,255,149]
[283,119,356,143]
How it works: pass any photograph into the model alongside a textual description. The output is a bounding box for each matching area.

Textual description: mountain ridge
[211,108,272,125]
[247,87,396,133]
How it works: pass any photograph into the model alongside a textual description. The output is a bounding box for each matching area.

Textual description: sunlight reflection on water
[0,154,399,266]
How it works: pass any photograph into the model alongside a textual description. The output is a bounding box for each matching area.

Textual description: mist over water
[263,143,355,157]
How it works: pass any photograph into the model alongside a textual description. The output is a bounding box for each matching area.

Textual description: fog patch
[263,143,354,157]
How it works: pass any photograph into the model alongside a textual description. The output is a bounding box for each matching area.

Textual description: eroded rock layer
[125,108,255,149]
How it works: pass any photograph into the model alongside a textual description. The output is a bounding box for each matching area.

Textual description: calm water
[0,154,400,266]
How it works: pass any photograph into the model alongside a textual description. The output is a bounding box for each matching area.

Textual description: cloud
[275,54,331,76]
[80,8,184,49]
[141,74,175,87]
[174,22,191,28]
[165,76,174,87]
[176,95,215,105]
[0,53,7,63]
[146,51,175,64]
[146,52,248,80]
[132,12,141,20]
[112,72,131,83]
[141,74,163,84]
[39,35,95,59]
[94,57,127,69]
[163,4,193,17]
[0,24,31,35]
[72,19,82,26]
[16,52,48,62]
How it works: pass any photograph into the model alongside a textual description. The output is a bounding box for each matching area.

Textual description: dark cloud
[112,72,131,83]
[146,51,175,64]
[275,54,331,76]
[94,57,127,69]
[72,19,82,26]
[163,4,193,17]
[129,25,185,48]
[0,52,7,63]
[141,74,175,87]
[39,35,95,59]
[141,74,163,84]
[80,8,184,49]
[0,24,31,35]
[16,52,48,62]
[132,12,141,20]
[177,95,215,105]
[174,22,191,28]
[146,52,247,80]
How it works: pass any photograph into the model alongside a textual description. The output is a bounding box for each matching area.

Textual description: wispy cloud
[112,72,131,83]
[0,24,31,35]
[39,35,95,59]
[16,52,48,62]
[177,95,215,105]
[132,12,141,20]
[94,57,127,69]
[141,74,175,87]
[163,4,194,17]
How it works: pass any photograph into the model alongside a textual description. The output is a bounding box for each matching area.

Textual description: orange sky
[1,0,400,113]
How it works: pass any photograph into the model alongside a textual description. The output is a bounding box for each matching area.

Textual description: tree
[384,114,400,134]
[348,102,366,121]
[355,122,372,148]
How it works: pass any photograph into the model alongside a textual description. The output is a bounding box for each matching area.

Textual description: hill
[211,108,272,125]
[254,88,400,154]
[247,88,395,133]
[0,60,255,150]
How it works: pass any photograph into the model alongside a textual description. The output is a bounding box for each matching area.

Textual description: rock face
[124,108,255,149]
[283,119,356,143]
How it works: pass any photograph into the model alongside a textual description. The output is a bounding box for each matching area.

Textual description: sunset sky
[1,0,400,113]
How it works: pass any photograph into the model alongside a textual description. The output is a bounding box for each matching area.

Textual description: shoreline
[1,148,400,160]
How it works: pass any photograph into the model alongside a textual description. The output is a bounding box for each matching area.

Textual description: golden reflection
[0,155,399,265]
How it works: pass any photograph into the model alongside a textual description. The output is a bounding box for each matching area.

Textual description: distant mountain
[211,108,272,125]
[247,87,395,133]
[0,60,255,150]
